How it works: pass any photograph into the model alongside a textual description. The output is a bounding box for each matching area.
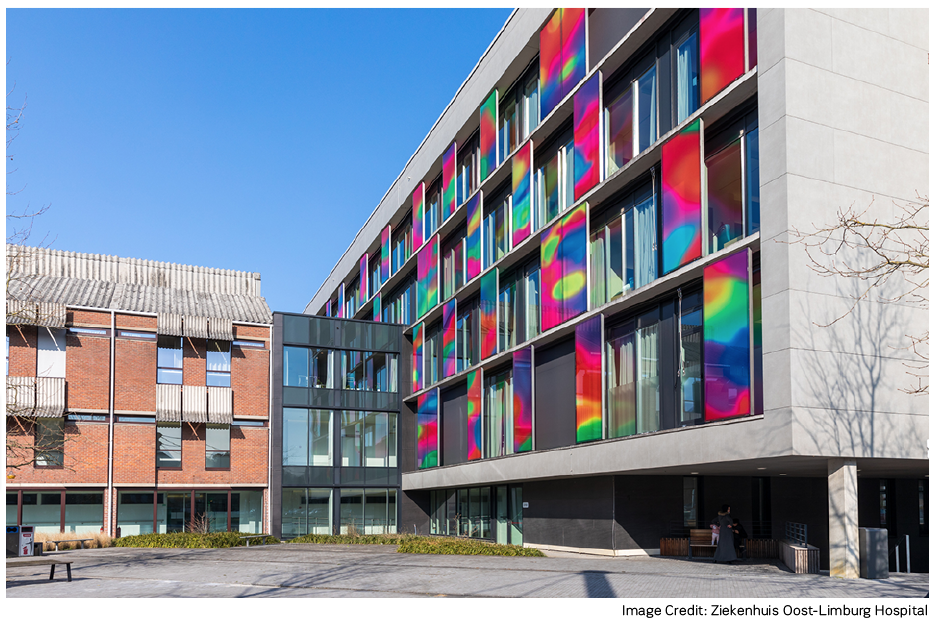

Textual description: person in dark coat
[732,518,748,559]
[711,504,736,563]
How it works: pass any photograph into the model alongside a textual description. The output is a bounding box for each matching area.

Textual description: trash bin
[7,526,20,558]
[859,527,888,579]
[6,525,35,557]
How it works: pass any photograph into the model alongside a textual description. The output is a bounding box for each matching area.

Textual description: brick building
[6,245,273,537]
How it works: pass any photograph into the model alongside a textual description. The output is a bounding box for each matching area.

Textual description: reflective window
[156,423,182,468]
[232,490,263,533]
[707,139,744,252]
[676,32,700,123]
[37,327,66,378]
[282,488,332,538]
[35,418,65,467]
[423,325,440,386]
[483,188,509,269]
[205,425,230,469]
[157,336,183,384]
[746,126,760,235]
[425,181,441,240]
[456,299,478,371]
[206,340,231,388]
[606,310,661,438]
[21,491,63,533]
[340,413,397,468]
[118,491,159,536]
[442,228,466,300]
[283,408,332,467]
[678,291,703,425]
[391,220,412,276]
[483,369,513,459]
[636,66,658,153]
[284,346,332,388]
[456,136,479,207]
[340,488,396,535]
[340,351,397,392]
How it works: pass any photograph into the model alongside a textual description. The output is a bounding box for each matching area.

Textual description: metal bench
[48,539,94,551]
[6,558,74,582]
[241,535,274,547]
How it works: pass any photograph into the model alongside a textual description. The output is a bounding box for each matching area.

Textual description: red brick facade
[7,324,38,377]
[66,334,110,411]
[233,345,269,416]
[114,336,157,412]
[7,421,109,483]
[183,337,206,387]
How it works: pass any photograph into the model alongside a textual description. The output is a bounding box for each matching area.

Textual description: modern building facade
[302,8,929,575]
[6,246,273,537]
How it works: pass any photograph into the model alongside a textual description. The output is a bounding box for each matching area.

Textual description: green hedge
[397,536,544,557]
[112,532,279,549]
[288,533,409,545]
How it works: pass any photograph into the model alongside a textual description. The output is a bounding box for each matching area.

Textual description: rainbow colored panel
[465,192,483,282]
[442,299,457,378]
[573,72,601,201]
[662,118,703,275]
[412,182,425,251]
[380,225,391,283]
[359,254,369,303]
[412,323,423,393]
[337,283,345,319]
[325,301,331,317]
[512,347,533,453]
[560,204,588,323]
[373,292,381,322]
[416,389,439,469]
[417,234,439,319]
[575,315,603,443]
[479,269,498,359]
[703,249,751,421]
[559,8,586,99]
[539,10,563,117]
[511,140,533,246]
[442,142,457,222]
[540,219,564,331]
[700,8,745,104]
[479,90,498,181]
[466,368,482,461]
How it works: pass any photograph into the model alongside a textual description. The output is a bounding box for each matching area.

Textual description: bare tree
[789,195,928,394]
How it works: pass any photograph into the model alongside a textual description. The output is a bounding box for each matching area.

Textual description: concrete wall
[524,477,615,550]
[757,9,929,459]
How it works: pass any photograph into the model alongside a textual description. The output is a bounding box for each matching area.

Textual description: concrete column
[828,458,859,578]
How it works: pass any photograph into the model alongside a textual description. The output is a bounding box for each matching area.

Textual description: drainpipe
[106,309,116,535]
[267,325,273,536]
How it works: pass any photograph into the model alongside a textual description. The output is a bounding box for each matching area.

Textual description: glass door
[495,486,509,544]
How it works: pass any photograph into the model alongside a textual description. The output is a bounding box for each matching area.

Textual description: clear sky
[6,8,513,313]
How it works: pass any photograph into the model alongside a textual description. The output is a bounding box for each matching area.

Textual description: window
[157,336,183,384]
[284,346,332,388]
[118,415,156,424]
[606,308,661,438]
[678,290,703,425]
[340,411,397,468]
[424,180,441,241]
[369,255,382,295]
[675,31,700,124]
[423,324,441,387]
[345,277,359,316]
[282,488,332,538]
[118,330,157,340]
[35,418,64,467]
[37,327,66,378]
[533,125,574,230]
[483,369,513,459]
[456,299,478,371]
[67,327,109,337]
[340,351,398,393]
[589,183,658,307]
[233,339,264,349]
[706,107,759,251]
[339,488,397,535]
[442,228,466,300]
[456,135,479,207]
[498,278,515,351]
[205,425,230,469]
[483,185,510,269]
[382,278,414,326]
[156,423,182,468]
[391,219,413,275]
[67,413,107,422]
[497,259,539,350]
[745,126,760,235]
[498,62,540,159]
[605,57,658,176]
[282,409,334,467]
[206,340,231,387]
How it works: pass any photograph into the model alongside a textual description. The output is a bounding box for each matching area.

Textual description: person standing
[732,518,748,559]
[712,504,737,564]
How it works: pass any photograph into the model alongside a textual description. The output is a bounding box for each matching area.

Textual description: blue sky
[6,8,513,313]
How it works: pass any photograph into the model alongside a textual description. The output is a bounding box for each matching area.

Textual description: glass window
[483,369,513,459]
[607,312,660,438]
[118,491,158,537]
[364,412,390,467]
[523,263,541,341]
[345,278,359,317]
[231,490,263,534]
[156,423,182,468]
[456,137,478,207]
[707,138,745,252]
[746,126,760,235]
[498,279,516,351]
[483,191,509,269]
[605,83,634,176]
[281,488,332,538]
[156,491,190,533]
[499,94,518,158]
[22,491,62,533]
[7,492,17,527]
[35,418,64,466]
[679,291,703,425]
[391,220,412,276]
[157,336,183,385]
[534,150,560,229]
[206,340,231,387]
[194,491,229,532]
[424,325,440,387]
[683,477,699,528]
[37,327,66,378]
[205,425,230,469]
[590,189,657,308]
[284,346,309,387]
[283,408,309,466]
[340,351,397,392]
[369,255,382,296]
[383,279,413,327]
[341,411,362,467]
[456,299,478,371]
[425,182,441,240]
[340,488,364,534]
[442,229,465,300]
[675,32,700,124]
[636,66,658,154]
[522,71,540,140]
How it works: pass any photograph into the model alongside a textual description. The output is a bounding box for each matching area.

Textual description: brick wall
[7,421,109,483]
[7,325,37,377]
[155,424,268,484]
[233,346,269,417]
[66,334,110,411]
[113,423,156,483]
[234,324,269,340]
[68,310,111,327]
[116,313,156,331]
[184,337,206,387]
[114,337,156,412]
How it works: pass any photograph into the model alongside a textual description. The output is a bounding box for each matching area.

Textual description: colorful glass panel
[442,143,457,222]
[412,323,423,393]
[512,140,533,246]
[412,182,425,251]
[575,315,603,443]
[479,269,498,359]
[417,234,439,319]
[416,389,439,469]
[373,293,381,323]
[325,301,331,317]
[480,90,498,181]
[573,72,601,201]
[381,226,391,283]
[703,249,751,421]
[539,9,563,117]
[466,368,482,461]
[442,299,457,378]
[336,283,344,319]
[540,219,564,331]
[559,8,586,98]
[465,192,483,282]
[662,118,703,275]
[560,204,588,324]
[359,254,369,303]
[700,8,745,104]
[512,347,533,453]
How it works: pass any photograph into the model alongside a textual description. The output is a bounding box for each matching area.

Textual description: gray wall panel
[534,338,576,451]
[524,477,615,549]
[441,382,468,467]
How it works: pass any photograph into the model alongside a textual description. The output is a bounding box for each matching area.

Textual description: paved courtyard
[5,544,929,598]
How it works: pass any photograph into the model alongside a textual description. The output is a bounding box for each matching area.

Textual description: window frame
[156,335,183,385]
[206,339,232,388]
[156,422,183,469]
[205,424,231,469]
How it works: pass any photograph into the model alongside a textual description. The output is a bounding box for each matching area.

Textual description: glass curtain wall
[483,190,510,269]
[282,488,332,538]
[442,228,466,300]
[590,188,657,308]
[341,411,397,468]
[391,220,412,276]
[498,260,540,350]
[606,309,661,438]
[483,369,513,459]
[678,290,704,425]
[456,299,478,372]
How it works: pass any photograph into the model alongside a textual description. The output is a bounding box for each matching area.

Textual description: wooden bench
[241,535,274,547]
[688,529,717,559]
[48,539,93,551]
[6,558,73,582]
